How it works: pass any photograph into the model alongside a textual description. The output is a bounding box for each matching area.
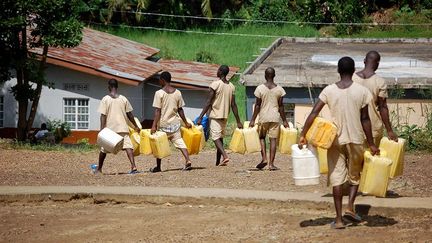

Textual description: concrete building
[0,28,237,143]
[242,38,432,129]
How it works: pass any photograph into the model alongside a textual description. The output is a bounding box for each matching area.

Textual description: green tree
[0,0,84,141]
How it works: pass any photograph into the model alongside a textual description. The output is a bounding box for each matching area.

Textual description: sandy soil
[0,146,431,197]
[1,199,431,242]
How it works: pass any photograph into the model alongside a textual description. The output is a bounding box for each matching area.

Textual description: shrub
[248,0,297,24]
[195,50,217,63]
[47,119,71,143]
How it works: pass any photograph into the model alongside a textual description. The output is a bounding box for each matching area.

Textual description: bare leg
[125,148,137,171]
[260,138,268,163]
[216,146,222,166]
[268,138,278,169]
[347,184,359,213]
[333,185,344,226]
[214,138,228,165]
[98,151,106,173]
[150,158,162,173]
[179,148,191,165]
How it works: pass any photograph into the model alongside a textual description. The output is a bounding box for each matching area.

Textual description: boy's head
[108,79,118,91]
[217,65,229,79]
[364,50,381,71]
[264,67,275,80]
[337,56,355,76]
[41,123,47,130]
[159,71,171,86]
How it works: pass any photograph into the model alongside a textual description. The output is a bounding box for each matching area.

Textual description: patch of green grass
[348,27,432,38]
[0,139,97,153]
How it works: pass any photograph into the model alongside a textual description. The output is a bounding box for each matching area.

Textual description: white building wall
[0,64,144,130]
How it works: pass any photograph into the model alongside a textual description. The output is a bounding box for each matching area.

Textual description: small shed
[242,38,432,128]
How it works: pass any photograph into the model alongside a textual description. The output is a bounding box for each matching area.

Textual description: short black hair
[160,71,171,82]
[41,123,47,130]
[108,79,118,88]
[265,67,275,79]
[366,50,381,62]
[337,56,355,75]
[218,65,229,77]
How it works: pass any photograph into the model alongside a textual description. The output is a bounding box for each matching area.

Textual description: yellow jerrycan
[229,128,246,154]
[305,117,337,149]
[139,129,152,155]
[379,137,405,178]
[196,125,206,151]
[243,127,261,153]
[359,151,392,197]
[149,131,171,159]
[279,122,298,154]
[181,126,202,155]
[243,121,258,129]
[128,117,142,156]
[317,147,328,174]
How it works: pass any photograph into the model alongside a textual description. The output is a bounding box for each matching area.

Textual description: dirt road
[0,146,431,197]
[1,199,431,242]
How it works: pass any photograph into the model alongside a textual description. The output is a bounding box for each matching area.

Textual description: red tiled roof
[158,59,240,88]
[30,28,162,85]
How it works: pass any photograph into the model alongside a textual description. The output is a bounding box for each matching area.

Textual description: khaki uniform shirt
[98,95,133,133]
[353,74,388,137]
[152,89,185,128]
[209,80,235,119]
[254,84,286,123]
[319,82,373,145]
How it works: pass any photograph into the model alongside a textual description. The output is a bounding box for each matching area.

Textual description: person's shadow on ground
[299,204,398,228]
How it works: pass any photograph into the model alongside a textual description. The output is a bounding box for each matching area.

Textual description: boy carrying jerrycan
[150,71,193,173]
[299,57,379,229]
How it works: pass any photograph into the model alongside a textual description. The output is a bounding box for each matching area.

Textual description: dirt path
[0,147,431,197]
[1,199,431,242]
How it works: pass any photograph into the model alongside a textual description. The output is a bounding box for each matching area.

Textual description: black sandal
[256,161,268,170]
[149,167,161,173]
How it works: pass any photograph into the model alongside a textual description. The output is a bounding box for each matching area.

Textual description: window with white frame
[0,96,4,128]
[64,98,89,130]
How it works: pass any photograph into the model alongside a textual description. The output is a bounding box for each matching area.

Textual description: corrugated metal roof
[158,59,240,88]
[30,28,162,84]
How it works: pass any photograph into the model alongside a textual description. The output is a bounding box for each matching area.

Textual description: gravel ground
[1,199,431,242]
[0,145,431,197]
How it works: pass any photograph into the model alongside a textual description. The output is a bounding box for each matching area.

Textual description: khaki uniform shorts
[258,122,280,139]
[166,130,187,149]
[100,132,133,153]
[210,118,227,141]
[327,143,365,187]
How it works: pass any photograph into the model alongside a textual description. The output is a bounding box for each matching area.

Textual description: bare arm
[151,108,161,134]
[126,112,140,132]
[197,88,215,124]
[361,105,380,155]
[278,97,289,128]
[231,94,243,129]
[249,98,261,127]
[178,107,192,128]
[100,114,107,130]
[377,97,398,141]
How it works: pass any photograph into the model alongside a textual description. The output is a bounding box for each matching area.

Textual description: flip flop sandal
[182,163,192,171]
[269,166,280,171]
[256,161,268,170]
[149,167,161,173]
[330,221,346,229]
[128,169,140,174]
[343,211,362,223]
[219,158,230,166]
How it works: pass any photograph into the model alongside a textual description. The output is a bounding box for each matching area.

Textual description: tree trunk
[26,44,49,133]
[16,28,29,141]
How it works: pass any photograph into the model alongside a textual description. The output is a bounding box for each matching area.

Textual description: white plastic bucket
[97,128,124,154]
[291,144,320,186]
